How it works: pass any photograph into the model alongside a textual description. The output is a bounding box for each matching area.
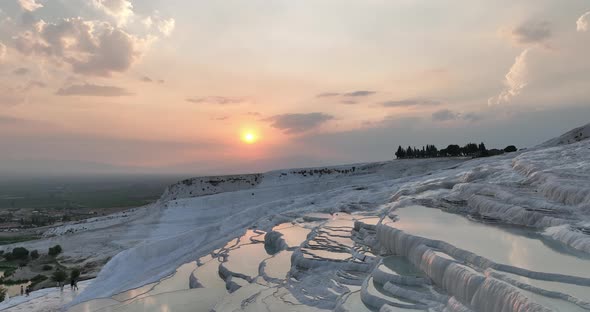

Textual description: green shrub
[31,250,39,260]
[42,264,53,271]
[51,270,67,283]
[2,267,16,278]
[31,274,47,282]
[11,247,29,260]
[70,268,81,280]
[0,278,29,285]
[30,274,48,287]
[504,145,518,153]
[48,245,62,257]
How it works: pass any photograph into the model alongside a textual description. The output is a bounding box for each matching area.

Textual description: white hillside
[63,158,466,306]
[160,161,458,203]
[160,174,263,202]
[540,122,590,147]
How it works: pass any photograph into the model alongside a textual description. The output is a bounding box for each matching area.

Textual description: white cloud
[13,18,146,76]
[18,0,44,12]
[577,11,590,32]
[488,48,531,105]
[143,13,176,37]
[93,0,134,25]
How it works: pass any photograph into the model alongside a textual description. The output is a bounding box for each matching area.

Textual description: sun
[241,131,258,144]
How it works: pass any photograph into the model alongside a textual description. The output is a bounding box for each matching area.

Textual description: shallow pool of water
[392,205,590,279]
[222,243,269,279]
[273,223,311,247]
[495,270,590,305]
[263,250,292,279]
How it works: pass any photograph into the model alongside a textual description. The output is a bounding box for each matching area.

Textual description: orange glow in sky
[241,131,259,144]
[2,0,589,176]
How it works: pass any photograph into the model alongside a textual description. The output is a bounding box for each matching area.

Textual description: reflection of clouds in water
[499,228,590,280]
[143,296,156,306]
[505,232,531,278]
[114,282,156,301]
[394,206,590,278]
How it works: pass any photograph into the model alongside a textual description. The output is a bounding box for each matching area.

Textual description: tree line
[395,143,517,159]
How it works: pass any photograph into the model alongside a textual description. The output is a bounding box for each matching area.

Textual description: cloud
[0,81,47,101]
[141,76,164,83]
[20,11,37,27]
[289,105,590,166]
[13,17,145,76]
[510,20,551,44]
[143,13,176,37]
[462,112,483,122]
[343,90,376,97]
[316,92,340,98]
[0,43,6,62]
[432,109,458,121]
[0,86,26,106]
[0,115,27,125]
[56,84,133,96]
[0,131,222,175]
[18,0,43,12]
[488,48,531,105]
[362,116,422,129]
[186,96,247,105]
[13,67,30,75]
[577,11,590,32]
[93,0,134,25]
[341,100,357,105]
[0,114,48,127]
[316,90,376,98]
[246,111,261,116]
[265,112,334,134]
[24,80,47,90]
[381,99,441,107]
[212,116,229,121]
[432,109,481,122]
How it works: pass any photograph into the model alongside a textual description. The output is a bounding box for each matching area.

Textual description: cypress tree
[395,145,406,159]
[479,142,489,157]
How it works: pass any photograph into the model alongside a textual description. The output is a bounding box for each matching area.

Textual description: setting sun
[241,131,258,144]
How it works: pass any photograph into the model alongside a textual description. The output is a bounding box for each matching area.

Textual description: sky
[1,0,589,175]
